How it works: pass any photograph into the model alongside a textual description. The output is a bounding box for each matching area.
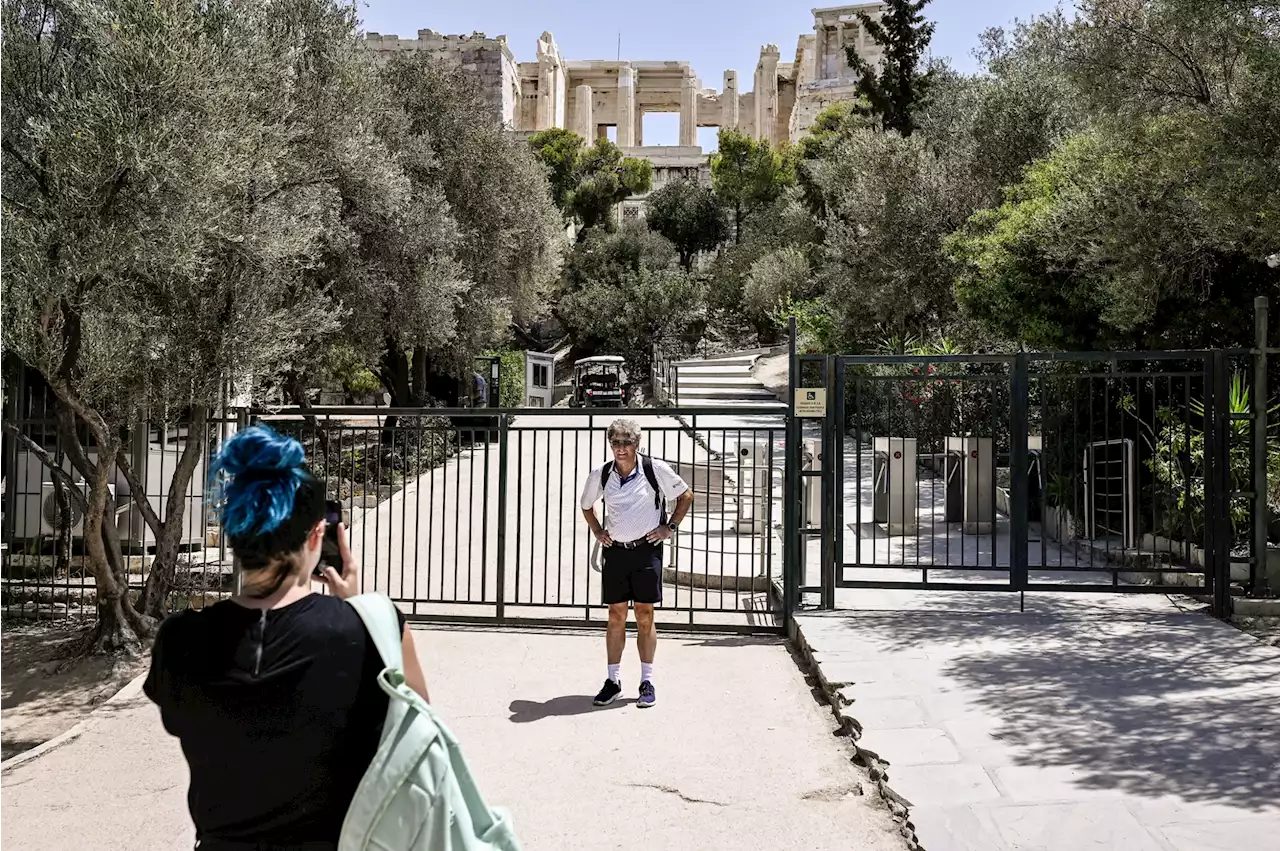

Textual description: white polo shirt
[580,457,690,544]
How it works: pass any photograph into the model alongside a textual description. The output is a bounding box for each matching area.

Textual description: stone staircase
[667,350,785,408]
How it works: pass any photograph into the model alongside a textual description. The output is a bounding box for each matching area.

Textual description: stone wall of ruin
[363,30,520,128]
[365,4,888,148]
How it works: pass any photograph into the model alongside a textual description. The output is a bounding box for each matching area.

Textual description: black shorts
[602,542,663,605]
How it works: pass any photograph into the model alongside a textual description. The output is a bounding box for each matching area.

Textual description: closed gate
[792,344,1267,618]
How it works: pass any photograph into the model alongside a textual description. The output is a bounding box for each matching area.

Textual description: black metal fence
[1,375,236,619]
[260,408,786,631]
[3,401,788,632]
[792,316,1277,617]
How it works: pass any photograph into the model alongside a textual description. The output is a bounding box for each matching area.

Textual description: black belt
[613,538,654,550]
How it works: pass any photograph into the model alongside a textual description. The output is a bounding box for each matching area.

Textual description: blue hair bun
[211,425,308,538]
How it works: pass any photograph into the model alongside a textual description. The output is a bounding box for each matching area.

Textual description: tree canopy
[529,130,653,235]
[643,179,728,270]
[0,0,567,650]
[845,0,937,136]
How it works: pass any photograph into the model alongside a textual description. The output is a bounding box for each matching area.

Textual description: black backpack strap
[640,455,669,524]
[640,455,662,510]
[599,461,614,504]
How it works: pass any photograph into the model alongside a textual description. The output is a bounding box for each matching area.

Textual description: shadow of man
[508,695,633,723]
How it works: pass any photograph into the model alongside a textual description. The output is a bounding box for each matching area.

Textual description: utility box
[872,437,918,536]
[944,437,995,535]
[524,351,555,408]
[803,437,822,528]
[730,439,772,534]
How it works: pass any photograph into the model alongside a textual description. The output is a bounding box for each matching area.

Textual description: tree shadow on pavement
[508,695,633,723]
[800,594,1280,811]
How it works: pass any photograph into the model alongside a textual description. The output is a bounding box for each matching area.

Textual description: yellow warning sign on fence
[795,388,827,418]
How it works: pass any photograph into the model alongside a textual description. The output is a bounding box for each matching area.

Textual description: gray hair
[607,418,642,445]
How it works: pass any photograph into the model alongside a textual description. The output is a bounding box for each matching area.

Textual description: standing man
[580,418,694,709]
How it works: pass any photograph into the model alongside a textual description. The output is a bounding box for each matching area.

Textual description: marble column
[722,70,739,129]
[572,84,593,140]
[679,75,699,147]
[755,45,780,144]
[536,62,554,130]
[616,64,636,148]
[813,24,827,81]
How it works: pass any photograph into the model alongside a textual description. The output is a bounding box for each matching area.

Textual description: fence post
[1253,297,1270,596]
[820,355,838,610]
[1208,351,1234,617]
[1009,354,1030,600]
[495,413,509,621]
[231,407,250,597]
[783,316,800,622]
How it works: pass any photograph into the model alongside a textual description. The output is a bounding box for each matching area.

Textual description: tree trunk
[283,373,331,458]
[54,481,73,574]
[80,439,152,654]
[410,345,428,407]
[377,344,413,437]
[46,395,156,652]
[137,407,210,619]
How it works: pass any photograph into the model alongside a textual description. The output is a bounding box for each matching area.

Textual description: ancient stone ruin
[364,4,886,209]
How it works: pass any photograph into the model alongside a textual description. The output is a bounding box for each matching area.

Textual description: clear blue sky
[358,0,1070,146]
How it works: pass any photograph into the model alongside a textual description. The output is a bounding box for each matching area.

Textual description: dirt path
[1,622,147,762]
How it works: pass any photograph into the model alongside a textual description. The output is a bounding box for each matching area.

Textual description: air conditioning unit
[9,442,207,549]
[38,482,115,537]
[114,441,208,550]
[9,449,98,541]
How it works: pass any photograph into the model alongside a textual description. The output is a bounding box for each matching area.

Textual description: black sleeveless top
[144,594,405,847]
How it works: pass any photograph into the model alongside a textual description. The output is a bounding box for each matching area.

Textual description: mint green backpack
[341,594,522,851]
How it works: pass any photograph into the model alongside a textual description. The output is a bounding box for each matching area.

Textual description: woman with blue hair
[144,425,429,851]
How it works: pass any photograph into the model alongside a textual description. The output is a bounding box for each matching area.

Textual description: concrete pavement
[794,590,1280,851]
[0,627,909,851]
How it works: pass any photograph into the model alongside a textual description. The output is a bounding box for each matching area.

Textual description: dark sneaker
[637,680,656,709]
[593,679,622,706]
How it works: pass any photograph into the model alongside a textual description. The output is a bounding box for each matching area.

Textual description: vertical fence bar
[784,317,800,620]
[834,359,846,590]
[1010,354,1030,601]
[1208,351,1233,617]
[1253,297,1270,596]
[821,355,837,610]
[495,414,509,620]
[232,407,250,596]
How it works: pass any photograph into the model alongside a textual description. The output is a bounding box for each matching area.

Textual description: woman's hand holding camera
[318,522,360,600]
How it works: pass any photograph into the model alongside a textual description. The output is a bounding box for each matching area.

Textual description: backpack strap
[640,455,663,511]
[347,593,404,671]
[599,460,614,502]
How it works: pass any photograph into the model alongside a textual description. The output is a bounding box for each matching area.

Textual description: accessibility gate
[791,339,1270,618]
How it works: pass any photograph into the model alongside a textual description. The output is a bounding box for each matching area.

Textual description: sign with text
[795,388,827,418]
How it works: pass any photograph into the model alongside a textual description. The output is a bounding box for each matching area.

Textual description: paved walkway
[0,627,908,851]
[794,590,1280,851]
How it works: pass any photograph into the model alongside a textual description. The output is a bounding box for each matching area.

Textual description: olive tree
[0,0,375,650]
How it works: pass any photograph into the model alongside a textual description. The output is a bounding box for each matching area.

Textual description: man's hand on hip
[645,526,673,543]
[594,529,613,547]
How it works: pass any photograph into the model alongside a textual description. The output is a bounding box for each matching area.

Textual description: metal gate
[790,334,1272,618]
[248,406,789,632]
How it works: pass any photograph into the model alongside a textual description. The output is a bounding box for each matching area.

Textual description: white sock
[641,662,653,684]
[608,664,621,683]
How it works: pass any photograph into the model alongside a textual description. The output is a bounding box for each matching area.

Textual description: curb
[1,670,149,774]
[661,565,771,592]
[788,614,924,851]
